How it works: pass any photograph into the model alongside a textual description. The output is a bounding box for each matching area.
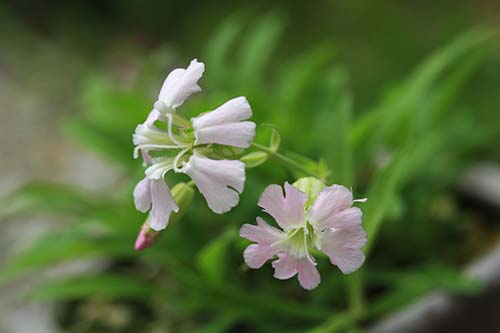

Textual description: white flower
[133,176,179,231]
[192,97,256,148]
[240,182,367,290]
[155,59,205,113]
[183,153,245,214]
[132,59,255,229]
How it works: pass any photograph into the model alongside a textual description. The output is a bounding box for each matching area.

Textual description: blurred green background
[1,1,500,333]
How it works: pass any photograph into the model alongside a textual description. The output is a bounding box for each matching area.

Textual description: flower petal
[145,109,160,126]
[272,253,298,280]
[309,184,354,228]
[243,244,277,269]
[148,179,180,231]
[297,258,321,290]
[315,207,363,231]
[194,121,256,148]
[145,157,175,180]
[320,227,367,274]
[158,59,205,109]
[240,217,283,244]
[183,155,245,214]
[133,176,152,213]
[192,97,255,148]
[192,97,252,127]
[258,182,307,230]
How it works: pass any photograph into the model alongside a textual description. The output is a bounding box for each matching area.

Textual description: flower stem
[251,143,318,178]
[347,272,364,316]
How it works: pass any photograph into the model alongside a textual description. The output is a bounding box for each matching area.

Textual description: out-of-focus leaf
[416,50,484,132]
[30,274,153,301]
[369,265,484,317]
[0,230,135,285]
[0,182,106,218]
[364,132,445,255]
[198,313,240,333]
[196,228,236,283]
[352,28,491,157]
[82,78,149,133]
[276,44,336,108]
[317,86,353,186]
[64,119,134,169]
[205,13,244,86]
[237,14,285,84]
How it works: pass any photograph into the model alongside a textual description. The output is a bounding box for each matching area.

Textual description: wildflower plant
[1,15,496,333]
[131,59,367,290]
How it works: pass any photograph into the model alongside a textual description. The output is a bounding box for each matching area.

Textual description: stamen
[166,113,190,148]
[134,144,184,159]
[353,198,368,203]
[303,228,316,266]
[270,228,300,247]
[173,147,191,173]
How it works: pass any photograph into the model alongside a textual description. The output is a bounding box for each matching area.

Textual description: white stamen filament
[173,147,191,173]
[303,227,316,265]
[134,144,185,159]
[353,198,368,203]
[270,227,301,247]
[166,113,190,148]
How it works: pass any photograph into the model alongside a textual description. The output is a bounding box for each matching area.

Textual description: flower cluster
[240,181,367,290]
[133,59,255,231]
[131,58,368,291]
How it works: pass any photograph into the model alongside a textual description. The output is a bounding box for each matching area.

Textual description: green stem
[252,143,318,178]
[306,310,361,333]
[346,272,364,316]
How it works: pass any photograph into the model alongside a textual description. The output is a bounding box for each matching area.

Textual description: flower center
[275,222,316,264]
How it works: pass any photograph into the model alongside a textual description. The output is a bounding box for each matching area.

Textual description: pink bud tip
[134,224,159,251]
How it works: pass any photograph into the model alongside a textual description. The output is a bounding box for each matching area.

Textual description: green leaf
[30,274,153,301]
[237,14,285,84]
[369,265,483,317]
[0,230,135,285]
[196,228,236,283]
[364,132,445,255]
[64,119,134,169]
[0,182,106,218]
[352,28,492,158]
[276,44,336,108]
[205,13,244,86]
[317,87,353,186]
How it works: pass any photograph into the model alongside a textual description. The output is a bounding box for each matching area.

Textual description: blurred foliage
[2,12,500,333]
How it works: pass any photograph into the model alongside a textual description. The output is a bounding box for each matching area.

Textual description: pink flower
[240,182,367,290]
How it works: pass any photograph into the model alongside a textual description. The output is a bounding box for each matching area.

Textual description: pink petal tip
[134,224,159,251]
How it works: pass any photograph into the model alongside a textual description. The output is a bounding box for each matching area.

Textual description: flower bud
[292,177,324,209]
[134,182,194,251]
[240,151,269,168]
[134,222,159,251]
[170,182,195,217]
